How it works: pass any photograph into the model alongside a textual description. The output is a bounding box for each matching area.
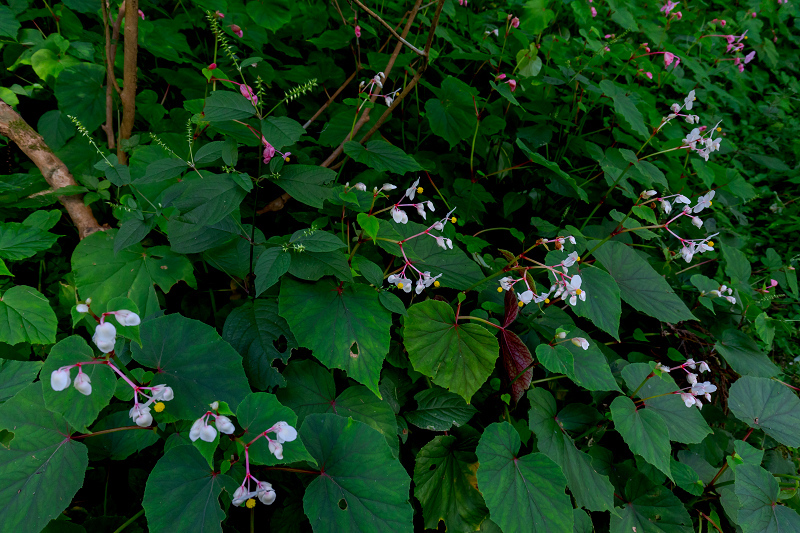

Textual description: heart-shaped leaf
[235,392,314,465]
[735,464,800,533]
[610,395,672,480]
[404,388,476,432]
[715,329,779,378]
[609,474,693,533]
[728,376,800,447]
[0,285,57,345]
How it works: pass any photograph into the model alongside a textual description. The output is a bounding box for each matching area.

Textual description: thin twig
[351,0,426,56]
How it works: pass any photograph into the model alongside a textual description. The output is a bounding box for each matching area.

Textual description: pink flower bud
[511,16,520,28]
[215,10,225,18]
[208,63,217,70]
[720,19,726,26]
[355,25,361,38]
[591,6,597,16]
[751,11,756,17]
[507,79,517,92]
[646,72,653,79]
[230,24,243,38]
[770,279,778,287]
[138,9,144,20]
[675,11,682,19]
[738,63,745,73]
[664,52,675,66]
[497,73,507,80]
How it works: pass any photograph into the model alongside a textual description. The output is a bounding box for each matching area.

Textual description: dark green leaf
[610,396,672,479]
[0,359,42,401]
[85,410,159,460]
[0,222,59,260]
[270,165,336,208]
[571,265,621,340]
[254,248,292,296]
[203,90,256,122]
[609,475,693,533]
[0,285,57,345]
[728,376,800,447]
[262,117,306,150]
[343,140,422,174]
[714,329,779,378]
[171,174,246,226]
[405,388,477,431]
[54,63,106,132]
[235,392,314,465]
[735,464,800,533]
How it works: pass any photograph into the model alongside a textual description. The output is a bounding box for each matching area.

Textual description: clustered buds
[659,358,717,409]
[76,303,142,353]
[358,72,402,108]
[190,407,236,442]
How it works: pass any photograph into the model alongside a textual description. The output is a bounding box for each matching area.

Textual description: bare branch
[351,0,426,56]
[117,0,138,164]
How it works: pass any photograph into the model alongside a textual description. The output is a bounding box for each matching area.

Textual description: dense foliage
[1,0,800,531]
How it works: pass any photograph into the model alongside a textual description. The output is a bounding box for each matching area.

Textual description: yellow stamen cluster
[154,402,165,413]
[497,287,503,293]
[451,217,457,223]
[417,186,424,194]
[397,283,404,289]
[246,499,256,509]
[708,241,715,247]
[433,280,440,288]
[544,298,550,304]
[716,127,722,132]
[575,289,582,295]
[709,201,713,206]
[518,301,524,307]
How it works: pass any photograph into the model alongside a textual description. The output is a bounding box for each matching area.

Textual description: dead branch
[0,101,105,239]
[117,0,138,164]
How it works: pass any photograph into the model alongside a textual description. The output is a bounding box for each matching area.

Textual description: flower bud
[557,331,566,339]
[130,406,153,427]
[94,322,116,340]
[269,440,284,460]
[115,309,141,326]
[200,424,218,442]
[274,421,298,443]
[215,415,235,434]
[74,373,92,396]
[76,304,89,313]
[152,385,174,401]
[258,483,276,505]
[232,486,248,506]
[51,369,71,391]
[189,418,205,441]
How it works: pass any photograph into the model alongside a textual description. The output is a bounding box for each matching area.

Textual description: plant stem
[112,509,145,533]
[74,426,155,439]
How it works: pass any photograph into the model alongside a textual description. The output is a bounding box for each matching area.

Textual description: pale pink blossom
[231,24,243,38]
[646,72,653,79]
[240,84,257,105]
[511,16,520,28]
[138,9,145,19]
[507,79,517,92]
[355,25,361,38]
[591,6,597,16]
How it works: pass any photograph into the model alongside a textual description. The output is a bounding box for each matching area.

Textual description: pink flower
[646,72,653,79]
[355,25,361,38]
[215,10,225,18]
[240,84,257,105]
[208,63,217,70]
[497,73,507,80]
[458,0,467,5]
[751,11,756,17]
[675,11,682,19]
[660,0,679,15]
[262,141,275,164]
[231,24,243,38]
[138,9,144,19]
[511,17,520,28]
[591,6,597,16]
[720,19,726,26]
[604,34,612,38]
[507,79,517,92]
[738,63,744,73]
[744,50,756,63]
[664,52,675,66]
[770,279,778,287]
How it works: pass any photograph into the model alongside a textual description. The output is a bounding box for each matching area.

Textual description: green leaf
[343,140,422,174]
[41,336,117,432]
[610,396,672,479]
[193,141,225,165]
[0,6,21,39]
[735,464,800,533]
[527,388,616,512]
[475,422,573,532]
[289,230,346,252]
[279,279,392,396]
[114,216,157,254]
[413,435,489,531]
[722,244,752,284]
[715,329,779,378]
[137,157,189,184]
[94,160,131,187]
[517,141,589,202]
[404,388,477,431]
[261,117,305,150]
[571,265,621,340]
[379,291,407,316]
[300,414,413,533]
[54,63,106,132]
[609,475,693,533]
[254,248,292,296]
[22,210,61,231]
[73,230,196,319]
[562,327,621,392]
[622,363,712,444]
[276,360,400,456]
[37,110,76,151]
[404,300,499,402]
[0,285,57,345]
[610,89,649,139]
[745,153,790,172]
[222,300,297,390]
[356,213,380,244]
[0,383,88,533]
[131,313,250,420]
[270,165,336,208]
[246,0,291,32]
[104,296,142,345]
[84,410,159,460]
[171,174,246,226]
[425,98,476,149]
[203,90,256,122]
[0,221,59,260]
[593,240,695,323]
[142,445,235,533]
[235,392,314,465]
[728,376,800,447]
[535,343,573,375]
[0,359,42,401]
[490,80,520,106]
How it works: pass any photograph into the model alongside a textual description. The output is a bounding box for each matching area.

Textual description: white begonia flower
[725,295,737,304]
[499,277,514,291]
[568,236,576,244]
[353,182,367,191]
[152,385,174,401]
[274,421,298,443]
[557,331,567,339]
[269,439,284,460]
[670,103,681,114]
[210,401,219,410]
[200,424,218,442]
[684,90,696,110]
[699,361,710,373]
[685,358,696,369]
[51,369,71,391]
[435,236,451,250]
[93,322,117,353]
[215,415,236,434]
[691,216,703,228]
[391,206,408,224]
[426,201,435,212]
[571,337,589,350]
[691,381,717,395]
[684,128,702,149]
[686,373,698,385]
[693,191,715,213]
[76,304,89,313]
[232,486,249,507]
[675,195,690,204]
[388,275,412,292]
[562,251,579,268]
[642,190,658,199]
[416,204,427,220]
[385,96,394,107]
[565,275,586,306]
[432,221,444,231]
[406,178,420,201]
[518,290,534,304]
[661,199,672,214]
[694,397,704,409]
[381,183,397,192]
[257,482,276,505]
[189,418,205,441]
[115,309,141,326]
[681,244,695,263]
[680,392,695,408]
[130,405,153,427]
[74,373,92,396]
[658,364,671,373]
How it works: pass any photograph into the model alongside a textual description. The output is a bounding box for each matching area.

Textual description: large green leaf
[562,327,621,392]
[0,285,57,345]
[0,6,20,39]
[261,117,305,150]
[475,422,573,532]
[142,445,235,533]
[85,410,159,460]
[622,363,712,444]
[715,329,779,378]
[728,376,800,447]
[73,230,196,318]
[594,240,695,323]
[131,314,250,420]
[404,300,499,402]
[609,475,693,533]
[222,300,297,390]
[0,359,42,401]
[202,90,256,122]
[235,392,314,466]
[425,77,477,148]
[276,360,399,455]
[404,387,477,431]
[517,142,589,202]
[735,464,800,533]
[571,264,621,340]
[527,388,616,513]
[414,435,489,531]
[343,140,422,174]
[41,336,117,432]
[610,396,672,480]
[0,383,88,533]
[54,63,106,132]
[0,221,59,260]
[270,165,336,208]
[170,174,246,226]
[278,279,391,396]
[300,414,413,533]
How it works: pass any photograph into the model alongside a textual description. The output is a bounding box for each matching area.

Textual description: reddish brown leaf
[500,329,533,403]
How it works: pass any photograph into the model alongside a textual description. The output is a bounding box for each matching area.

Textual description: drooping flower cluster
[553,330,590,350]
[658,359,716,409]
[358,72,402,109]
[703,30,756,73]
[658,90,724,162]
[643,189,718,263]
[700,283,737,304]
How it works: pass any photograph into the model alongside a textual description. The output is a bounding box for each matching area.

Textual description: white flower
[391,206,408,224]
[130,405,153,427]
[670,103,681,114]
[435,236,451,250]
[725,295,736,304]
[693,191,715,213]
[432,221,444,231]
[215,415,235,434]
[406,178,420,201]
[74,373,92,396]
[691,381,717,395]
[274,421,298,443]
[699,361,710,373]
[257,482,276,505]
[76,304,89,313]
[642,190,658,199]
[557,331,567,339]
[269,440,284,460]
[381,183,397,192]
[189,418,205,441]
[681,244,695,263]
[115,310,141,326]
[388,274,412,292]
[681,392,695,407]
[93,322,117,353]
[426,201,435,212]
[210,401,219,410]
[685,358,696,369]
[152,385,174,401]
[694,397,703,409]
[353,182,367,191]
[571,337,589,350]
[684,128,702,149]
[518,290,534,304]
[565,275,586,306]
[675,195,690,204]
[232,486,249,507]
[51,369,71,391]
[562,251,579,267]
[658,364,671,373]
[691,216,703,228]
[499,277,514,291]
[416,204,426,220]
[684,90,696,110]
[686,373,698,385]
[567,236,576,244]
[661,199,672,214]
[200,424,217,442]
[385,96,394,107]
